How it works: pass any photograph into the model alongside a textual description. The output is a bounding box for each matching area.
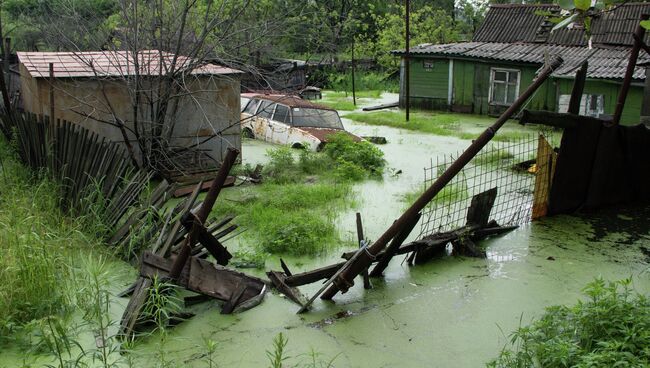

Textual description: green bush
[322,132,386,178]
[489,278,650,368]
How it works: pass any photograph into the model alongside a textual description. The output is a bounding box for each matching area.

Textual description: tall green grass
[489,278,650,368]
[322,70,399,93]
[219,137,384,257]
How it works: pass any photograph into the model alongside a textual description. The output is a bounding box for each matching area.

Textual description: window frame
[488,67,521,106]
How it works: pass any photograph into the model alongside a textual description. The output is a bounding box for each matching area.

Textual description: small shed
[393,3,650,125]
[16,50,243,167]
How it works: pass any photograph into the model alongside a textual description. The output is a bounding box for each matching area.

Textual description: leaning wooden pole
[168,148,239,280]
[613,14,649,125]
[319,56,563,301]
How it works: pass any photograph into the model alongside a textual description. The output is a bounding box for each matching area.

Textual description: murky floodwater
[3,93,649,367]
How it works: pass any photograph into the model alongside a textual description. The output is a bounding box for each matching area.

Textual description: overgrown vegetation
[220,136,385,257]
[0,140,82,338]
[345,110,531,142]
[489,278,650,368]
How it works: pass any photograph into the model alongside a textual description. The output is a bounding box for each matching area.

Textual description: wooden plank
[356,213,372,289]
[181,214,233,265]
[140,252,266,305]
[172,176,236,198]
[369,212,421,277]
[466,187,497,226]
[220,282,247,314]
[267,271,308,307]
[532,135,558,220]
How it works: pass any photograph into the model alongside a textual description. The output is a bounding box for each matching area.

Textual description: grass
[319,70,399,93]
[345,110,534,142]
[218,135,385,257]
[489,278,650,368]
[0,140,78,337]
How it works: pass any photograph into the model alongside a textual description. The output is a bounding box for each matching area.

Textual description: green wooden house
[393,3,650,125]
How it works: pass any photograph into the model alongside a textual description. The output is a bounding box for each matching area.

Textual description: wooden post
[356,213,371,289]
[319,56,563,301]
[49,63,55,122]
[567,61,588,115]
[405,0,410,122]
[613,14,649,125]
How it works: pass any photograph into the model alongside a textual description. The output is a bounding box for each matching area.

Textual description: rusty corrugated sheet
[17,50,242,78]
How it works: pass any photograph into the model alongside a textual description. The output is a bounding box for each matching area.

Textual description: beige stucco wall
[19,65,241,164]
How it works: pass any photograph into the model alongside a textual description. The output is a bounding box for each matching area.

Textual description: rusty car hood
[296,127,362,142]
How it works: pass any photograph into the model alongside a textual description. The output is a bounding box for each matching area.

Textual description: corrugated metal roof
[473,4,559,44]
[472,3,650,47]
[394,41,649,80]
[17,50,242,78]
[591,3,650,46]
[393,3,650,81]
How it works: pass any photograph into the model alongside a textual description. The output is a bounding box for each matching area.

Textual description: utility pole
[405,0,410,122]
[352,38,356,106]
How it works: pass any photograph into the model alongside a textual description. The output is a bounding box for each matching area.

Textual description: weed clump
[489,278,650,368]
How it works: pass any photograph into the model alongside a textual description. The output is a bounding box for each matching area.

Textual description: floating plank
[140,251,267,308]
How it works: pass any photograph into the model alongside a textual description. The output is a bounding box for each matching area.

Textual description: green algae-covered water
[2,95,649,367]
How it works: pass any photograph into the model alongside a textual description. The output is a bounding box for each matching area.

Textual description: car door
[268,104,291,145]
[255,100,275,142]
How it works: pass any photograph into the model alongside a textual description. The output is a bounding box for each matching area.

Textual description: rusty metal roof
[252,94,336,111]
[395,41,649,80]
[17,50,242,78]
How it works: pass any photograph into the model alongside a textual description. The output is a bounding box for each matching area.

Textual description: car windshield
[291,108,344,129]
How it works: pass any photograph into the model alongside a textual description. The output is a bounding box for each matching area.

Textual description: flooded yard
[3,93,649,368]
[126,95,650,367]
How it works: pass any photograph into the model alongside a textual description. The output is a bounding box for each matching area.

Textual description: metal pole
[613,14,649,125]
[320,56,563,300]
[405,0,410,122]
[352,39,356,106]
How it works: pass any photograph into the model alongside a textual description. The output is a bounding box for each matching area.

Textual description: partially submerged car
[240,94,360,150]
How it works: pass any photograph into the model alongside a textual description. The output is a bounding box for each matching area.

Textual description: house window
[489,68,520,105]
[423,60,435,71]
[585,94,604,117]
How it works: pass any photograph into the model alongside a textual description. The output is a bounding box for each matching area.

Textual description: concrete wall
[19,65,241,164]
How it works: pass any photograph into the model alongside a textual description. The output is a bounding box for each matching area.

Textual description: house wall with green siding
[400,55,642,125]
[400,58,449,110]
[402,56,555,116]
[556,78,642,125]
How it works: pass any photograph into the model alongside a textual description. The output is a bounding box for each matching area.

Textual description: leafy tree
[356,5,460,71]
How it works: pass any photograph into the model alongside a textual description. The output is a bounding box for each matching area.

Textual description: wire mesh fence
[419,130,560,237]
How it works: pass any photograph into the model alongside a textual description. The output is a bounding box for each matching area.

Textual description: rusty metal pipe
[168,147,240,280]
[613,14,649,125]
[320,56,563,300]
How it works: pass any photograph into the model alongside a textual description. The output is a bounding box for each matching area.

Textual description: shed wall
[20,70,241,164]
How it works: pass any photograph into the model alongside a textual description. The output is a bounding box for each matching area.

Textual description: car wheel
[242,128,254,138]
[291,142,305,149]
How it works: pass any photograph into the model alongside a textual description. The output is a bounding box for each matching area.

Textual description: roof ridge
[488,3,558,8]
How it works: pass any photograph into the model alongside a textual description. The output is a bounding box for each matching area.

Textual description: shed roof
[17,50,242,78]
